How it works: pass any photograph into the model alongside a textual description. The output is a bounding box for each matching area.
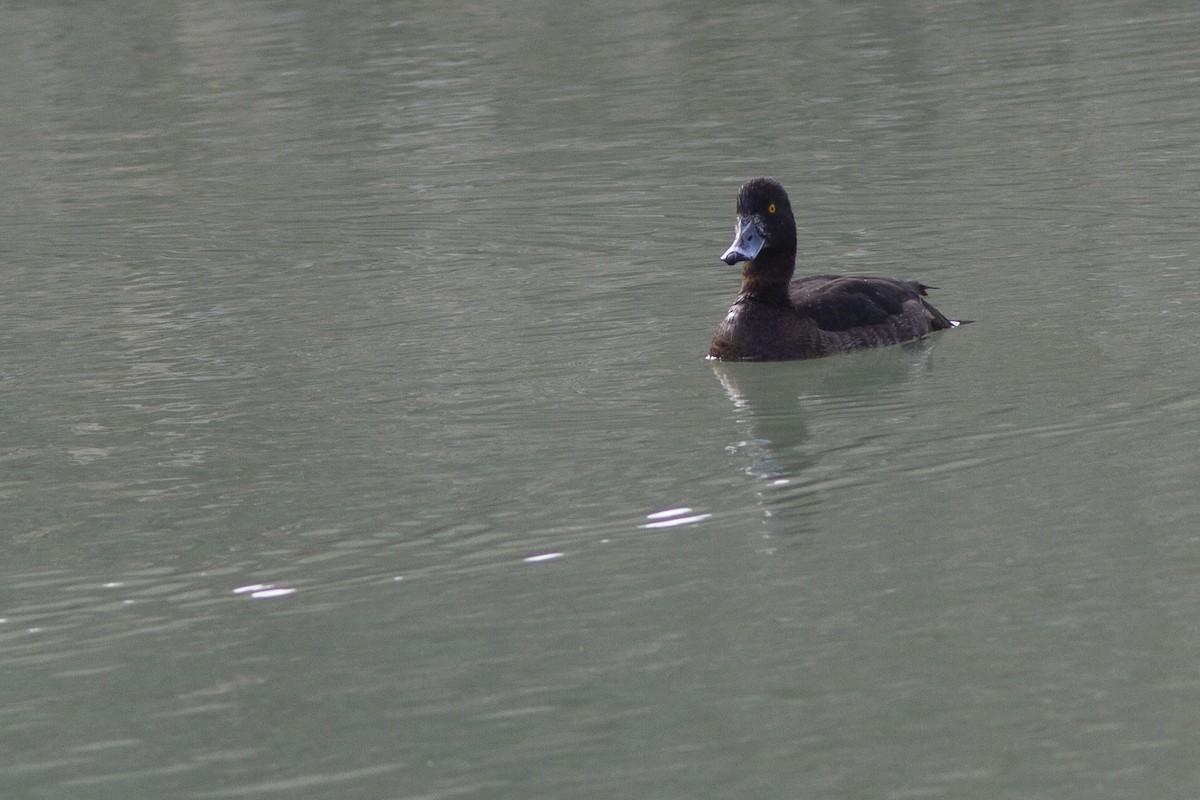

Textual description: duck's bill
[720,216,765,265]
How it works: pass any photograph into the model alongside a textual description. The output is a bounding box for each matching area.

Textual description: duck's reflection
[711,338,943,491]
[712,360,815,482]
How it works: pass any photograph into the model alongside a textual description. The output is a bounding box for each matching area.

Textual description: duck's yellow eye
[768,203,776,214]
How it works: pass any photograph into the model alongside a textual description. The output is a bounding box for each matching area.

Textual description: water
[3,1,1200,797]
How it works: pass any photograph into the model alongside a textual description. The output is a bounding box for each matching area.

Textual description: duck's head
[720,177,797,266]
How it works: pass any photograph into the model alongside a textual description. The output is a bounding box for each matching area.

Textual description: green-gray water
[4,1,1200,797]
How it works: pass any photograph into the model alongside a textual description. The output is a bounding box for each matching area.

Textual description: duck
[709,177,966,361]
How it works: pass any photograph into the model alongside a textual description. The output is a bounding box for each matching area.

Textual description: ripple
[639,507,712,529]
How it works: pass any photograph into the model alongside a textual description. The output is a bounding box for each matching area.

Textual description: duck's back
[709,274,954,361]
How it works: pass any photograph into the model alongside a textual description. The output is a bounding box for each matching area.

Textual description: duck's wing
[788,275,951,332]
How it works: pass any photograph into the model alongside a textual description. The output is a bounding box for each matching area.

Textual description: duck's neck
[737,251,795,306]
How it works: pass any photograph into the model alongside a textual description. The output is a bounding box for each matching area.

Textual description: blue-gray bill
[721,215,765,265]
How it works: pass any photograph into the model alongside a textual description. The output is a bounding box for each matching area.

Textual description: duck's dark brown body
[710,275,955,361]
[709,179,964,361]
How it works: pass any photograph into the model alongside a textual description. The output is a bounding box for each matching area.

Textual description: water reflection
[711,339,946,521]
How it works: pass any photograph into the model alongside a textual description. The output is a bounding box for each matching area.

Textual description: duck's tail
[915,283,970,331]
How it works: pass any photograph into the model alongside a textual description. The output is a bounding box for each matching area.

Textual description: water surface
[3,1,1200,798]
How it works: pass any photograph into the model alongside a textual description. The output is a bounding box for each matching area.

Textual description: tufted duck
[709,178,966,360]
